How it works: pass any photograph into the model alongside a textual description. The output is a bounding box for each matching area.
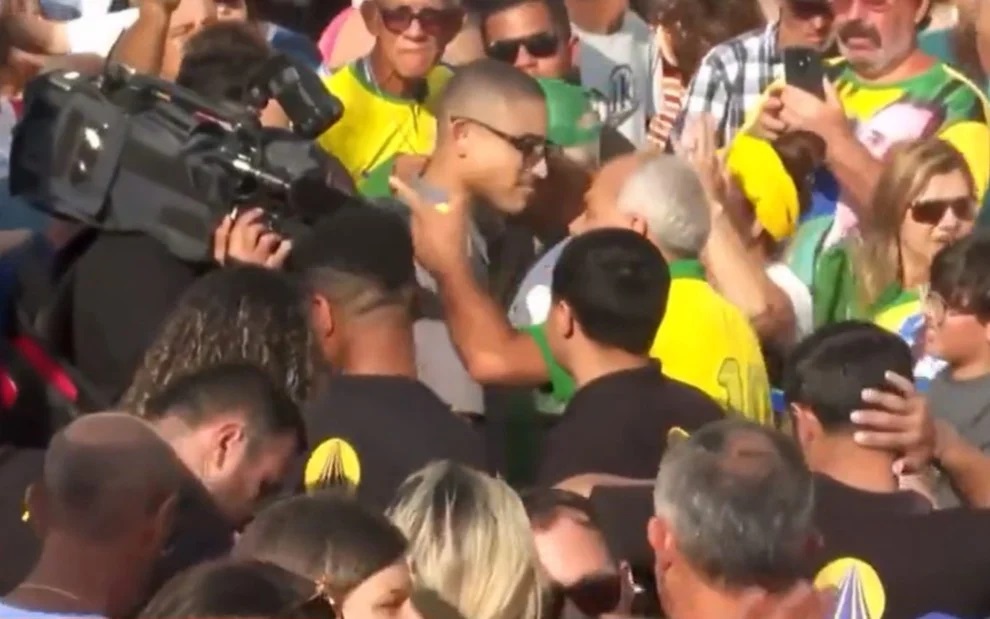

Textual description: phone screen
[783,47,826,100]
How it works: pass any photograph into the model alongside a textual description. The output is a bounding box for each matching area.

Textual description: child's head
[925,230,990,369]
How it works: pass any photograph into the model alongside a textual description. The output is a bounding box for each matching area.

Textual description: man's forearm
[434,264,548,385]
[938,436,990,508]
[110,3,169,75]
[823,128,882,217]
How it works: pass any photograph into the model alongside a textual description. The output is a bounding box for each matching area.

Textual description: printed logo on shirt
[814,557,886,619]
[304,437,362,493]
[588,64,639,128]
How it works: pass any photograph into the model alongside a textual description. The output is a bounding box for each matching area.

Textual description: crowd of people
[0,0,989,617]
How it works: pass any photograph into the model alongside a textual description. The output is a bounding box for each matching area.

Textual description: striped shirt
[671,22,783,148]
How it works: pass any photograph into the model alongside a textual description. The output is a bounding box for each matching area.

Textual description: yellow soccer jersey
[651,260,773,425]
[317,60,453,181]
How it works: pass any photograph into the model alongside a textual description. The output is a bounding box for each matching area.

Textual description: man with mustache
[742,0,990,253]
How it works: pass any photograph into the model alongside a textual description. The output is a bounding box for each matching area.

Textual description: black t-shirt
[811,478,990,619]
[0,448,232,599]
[537,362,724,485]
[68,234,205,403]
[300,374,487,510]
[0,447,44,594]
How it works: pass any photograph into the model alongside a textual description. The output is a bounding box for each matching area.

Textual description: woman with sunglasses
[813,137,978,386]
[233,492,422,619]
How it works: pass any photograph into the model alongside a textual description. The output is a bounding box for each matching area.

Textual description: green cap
[538,78,602,148]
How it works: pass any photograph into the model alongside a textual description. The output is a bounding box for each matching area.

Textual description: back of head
[142,558,330,619]
[176,21,273,105]
[652,419,814,589]
[782,322,914,432]
[143,362,305,455]
[387,461,544,619]
[234,491,408,594]
[435,57,545,131]
[616,154,711,259]
[289,206,416,318]
[38,412,181,543]
[930,230,990,317]
[551,227,671,355]
[122,265,313,415]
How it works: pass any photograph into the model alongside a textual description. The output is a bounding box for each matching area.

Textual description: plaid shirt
[671,22,783,148]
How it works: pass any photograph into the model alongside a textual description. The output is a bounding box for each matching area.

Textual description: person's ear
[790,403,823,452]
[552,300,576,340]
[628,213,649,237]
[647,516,676,573]
[359,0,379,36]
[147,492,179,554]
[24,483,47,538]
[310,293,336,340]
[567,35,579,68]
[914,0,932,27]
[451,117,471,158]
[212,421,247,476]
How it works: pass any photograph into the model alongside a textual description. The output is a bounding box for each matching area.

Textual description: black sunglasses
[451,115,548,165]
[376,4,463,36]
[487,31,560,63]
[910,196,976,226]
[546,573,622,618]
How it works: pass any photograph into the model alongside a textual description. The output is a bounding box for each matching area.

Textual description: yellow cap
[725,134,800,242]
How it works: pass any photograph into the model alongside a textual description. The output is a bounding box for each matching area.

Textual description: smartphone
[784,47,826,100]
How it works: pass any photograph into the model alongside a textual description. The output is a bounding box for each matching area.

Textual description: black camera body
[9,55,345,263]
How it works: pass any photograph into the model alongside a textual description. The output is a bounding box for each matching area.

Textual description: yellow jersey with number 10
[650,260,773,426]
[316,61,453,182]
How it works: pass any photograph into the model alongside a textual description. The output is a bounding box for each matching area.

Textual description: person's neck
[566,347,651,389]
[337,321,418,377]
[367,45,424,99]
[564,0,627,34]
[674,579,799,619]
[811,439,898,494]
[949,353,990,381]
[421,150,470,197]
[8,536,140,617]
[857,48,935,85]
[899,248,930,291]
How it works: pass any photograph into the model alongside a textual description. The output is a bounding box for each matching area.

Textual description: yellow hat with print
[726,134,800,242]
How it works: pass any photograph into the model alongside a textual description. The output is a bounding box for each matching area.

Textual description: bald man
[375,57,549,416]
[1,413,181,618]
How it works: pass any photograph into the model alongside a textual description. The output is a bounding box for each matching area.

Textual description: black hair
[476,0,572,41]
[234,491,408,596]
[929,230,990,317]
[551,228,670,355]
[142,559,332,619]
[782,321,914,431]
[519,487,600,531]
[144,362,305,454]
[288,207,415,315]
[176,21,273,106]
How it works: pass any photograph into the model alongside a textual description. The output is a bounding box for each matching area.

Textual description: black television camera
[8,54,347,263]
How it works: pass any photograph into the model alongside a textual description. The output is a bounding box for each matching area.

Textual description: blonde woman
[813,138,978,384]
[387,461,545,619]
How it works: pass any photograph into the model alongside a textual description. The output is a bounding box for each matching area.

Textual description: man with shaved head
[378,57,549,416]
[1,413,180,618]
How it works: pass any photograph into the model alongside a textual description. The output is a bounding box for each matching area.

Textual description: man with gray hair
[648,418,821,619]
[0,413,182,618]
[399,150,771,435]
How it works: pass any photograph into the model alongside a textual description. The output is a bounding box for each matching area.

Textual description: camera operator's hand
[388,175,470,277]
[213,208,292,270]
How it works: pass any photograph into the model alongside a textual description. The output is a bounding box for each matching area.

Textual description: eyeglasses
[546,573,623,618]
[451,115,549,166]
[909,196,977,225]
[375,4,463,36]
[487,32,560,63]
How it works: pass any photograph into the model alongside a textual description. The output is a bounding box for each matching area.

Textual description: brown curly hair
[650,0,764,79]
[121,265,315,416]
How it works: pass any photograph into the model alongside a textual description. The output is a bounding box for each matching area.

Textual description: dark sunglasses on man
[374,3,464,37]
[487,31,560,64]
[451,115,550,166]
[909,196,977,226]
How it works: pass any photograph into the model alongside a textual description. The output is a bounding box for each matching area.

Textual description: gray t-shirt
[507,238,571,327]
[928,368,990,507]
[390,179,490,414]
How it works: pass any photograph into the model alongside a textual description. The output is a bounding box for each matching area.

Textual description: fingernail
[861,388,874,400]
[850,411,863,423]
[853,431,866,443]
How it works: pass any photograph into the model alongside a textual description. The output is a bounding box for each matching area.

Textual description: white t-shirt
[0,600,103,619]
[41,0,112,20]
[64,7,137,55]
[765,261,813,342]
[573,11,659,148]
